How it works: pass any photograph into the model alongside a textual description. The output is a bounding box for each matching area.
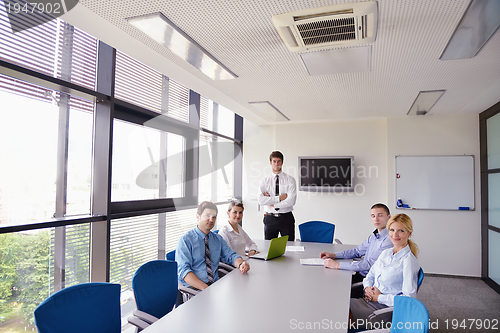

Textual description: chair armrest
[178,284,200,297]
[219,262,235,271]
[334,238,342,244]
[351,282,364,288]
[133,310,158,324]
[127,315,150,330]
[357,329,390,333]
[368,306,394,321]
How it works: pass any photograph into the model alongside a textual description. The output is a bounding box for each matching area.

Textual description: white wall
[242,113,481,277]
[242,118,389,248]
[387,114,481,277]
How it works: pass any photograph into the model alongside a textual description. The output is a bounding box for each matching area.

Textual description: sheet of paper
[300,258,325,266]
[286,246,305,252]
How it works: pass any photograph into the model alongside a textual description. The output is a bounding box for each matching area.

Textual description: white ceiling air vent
[272,1,378,53]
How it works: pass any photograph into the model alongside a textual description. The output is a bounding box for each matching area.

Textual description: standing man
[320,203,393,284]
[258,151,297,240]
[176,201,250,291]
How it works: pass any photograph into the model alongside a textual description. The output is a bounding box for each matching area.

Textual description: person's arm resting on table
[219,236,250,274]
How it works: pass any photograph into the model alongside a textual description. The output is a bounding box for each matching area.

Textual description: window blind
[114,50,162,113]
[167,79,189,123]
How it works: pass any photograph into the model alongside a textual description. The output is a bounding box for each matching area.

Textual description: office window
[114,50,162,113]
[198,133,235,203]
[110,214,159,316]
[487,112,500,170]
[489,230,500,285]
[0,225,90,331]
[168,79,189,123]
[481,103,500,294]
[216,104,236,138]
[0,14,97,89]
[111,119,186,201]
[199,99,236,139]
[0,76,93,224]
[489,173,500,229]
[200,96,214,130]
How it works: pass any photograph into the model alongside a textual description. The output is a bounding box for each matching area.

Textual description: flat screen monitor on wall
[298,156,354,192]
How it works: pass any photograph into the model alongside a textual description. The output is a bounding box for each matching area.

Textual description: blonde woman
[350,213,420,329]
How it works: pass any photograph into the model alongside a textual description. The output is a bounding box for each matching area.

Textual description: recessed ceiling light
[248,101,290,122]
[440,0,500,60]
[127,13,237,80]
[407,90,445,116]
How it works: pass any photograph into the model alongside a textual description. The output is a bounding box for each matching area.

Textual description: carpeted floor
[417,275,500,333]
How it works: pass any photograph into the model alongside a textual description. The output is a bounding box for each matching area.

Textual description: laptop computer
[250,235,289,260]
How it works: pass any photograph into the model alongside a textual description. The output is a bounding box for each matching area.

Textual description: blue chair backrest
[166,249,176,261]
[391,296,429,332]
[132,260,178,319]
[299,221,335,243]
[34,282,121,333]
[417,268,424,291]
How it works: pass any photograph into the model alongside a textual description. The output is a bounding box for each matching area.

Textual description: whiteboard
[395,156,474,210]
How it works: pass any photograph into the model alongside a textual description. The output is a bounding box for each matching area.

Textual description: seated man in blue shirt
[176,201,250,291]
[320,203,393,284]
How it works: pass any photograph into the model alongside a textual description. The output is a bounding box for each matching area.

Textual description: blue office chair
[166,249,176,261]
[127,260,178,332]
[298,221,336,243]
[356,295,429,333]
[34,282,121,333]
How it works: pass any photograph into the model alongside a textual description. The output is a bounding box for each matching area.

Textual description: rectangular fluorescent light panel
[407,90,445,116]
[127,13,237,80]
[300,46,371,76]
[440,0,500,60]
[248,101,290,122]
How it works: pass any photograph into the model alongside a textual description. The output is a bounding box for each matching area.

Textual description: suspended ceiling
[61,0,500,125]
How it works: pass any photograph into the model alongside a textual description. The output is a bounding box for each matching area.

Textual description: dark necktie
[204,235,214,285]
[275,175,280,211]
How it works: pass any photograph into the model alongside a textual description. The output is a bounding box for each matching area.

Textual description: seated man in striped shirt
[176,201,250,291]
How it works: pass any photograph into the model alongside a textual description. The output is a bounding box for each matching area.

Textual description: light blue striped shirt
[335,228,393,276]
[176,227,241,287]
[363,245,420,307]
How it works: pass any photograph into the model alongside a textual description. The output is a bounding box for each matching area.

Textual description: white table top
[142,241,356,333]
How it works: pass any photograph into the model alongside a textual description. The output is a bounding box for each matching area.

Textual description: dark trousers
[350,272,367,299]
[264,212,295,241]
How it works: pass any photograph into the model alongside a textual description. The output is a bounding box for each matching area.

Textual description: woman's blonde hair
[387,213,419,258]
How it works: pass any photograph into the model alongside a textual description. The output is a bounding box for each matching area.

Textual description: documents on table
[286,246,305,252]
[300,258,326,266]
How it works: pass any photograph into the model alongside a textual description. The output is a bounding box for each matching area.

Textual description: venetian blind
[114,50,162,113]
[167,79,189,123]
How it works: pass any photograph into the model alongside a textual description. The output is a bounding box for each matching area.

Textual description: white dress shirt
[363,245,420,307]
[257,171,297,214]
[218,222,258,260]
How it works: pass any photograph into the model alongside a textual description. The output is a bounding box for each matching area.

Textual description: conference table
[142,240,357,333]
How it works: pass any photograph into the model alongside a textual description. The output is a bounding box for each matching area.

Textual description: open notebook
[250,235,288,260]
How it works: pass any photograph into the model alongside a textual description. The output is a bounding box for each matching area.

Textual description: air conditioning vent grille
[297,17,356,46]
